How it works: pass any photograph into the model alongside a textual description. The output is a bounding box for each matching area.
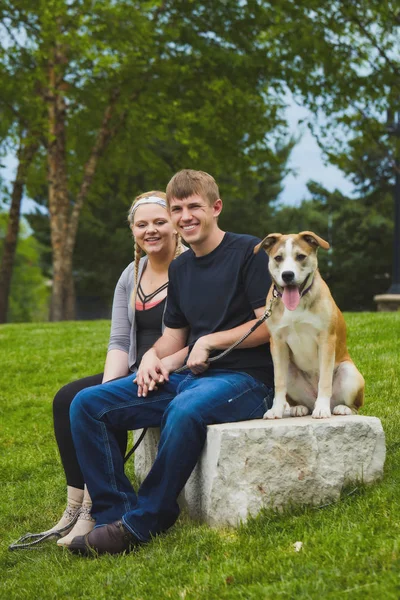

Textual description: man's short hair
[166,169,220,207]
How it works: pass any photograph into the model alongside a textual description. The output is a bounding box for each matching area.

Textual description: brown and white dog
[254,231,364,419]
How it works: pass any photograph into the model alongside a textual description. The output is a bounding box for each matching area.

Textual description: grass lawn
[1,314,399,599]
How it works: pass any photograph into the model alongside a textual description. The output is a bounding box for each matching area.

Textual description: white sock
[57,485,95,546]
[44,486,84,536]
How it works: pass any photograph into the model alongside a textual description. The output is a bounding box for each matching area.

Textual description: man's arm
[135,326,188,396]
[161,346,189,373]
[186,306,270,374]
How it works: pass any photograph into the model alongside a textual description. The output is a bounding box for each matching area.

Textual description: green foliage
[264,1,400,179]
[0,213,49,321]
[1,0,291,200]
[269,181,394,311]
[219,139,296,237]
[1,314,400,598]
[1,0,296,317]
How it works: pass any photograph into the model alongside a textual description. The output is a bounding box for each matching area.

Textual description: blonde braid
[174,234,183,258]
[131,241,143,309]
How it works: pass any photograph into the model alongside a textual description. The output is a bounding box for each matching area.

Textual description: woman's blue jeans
[70,369,273,542]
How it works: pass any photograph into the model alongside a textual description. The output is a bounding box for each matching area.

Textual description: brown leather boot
[68,521,140,556]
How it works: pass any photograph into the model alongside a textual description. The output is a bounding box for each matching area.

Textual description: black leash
[8,508,81,551]
[124,426,148,463]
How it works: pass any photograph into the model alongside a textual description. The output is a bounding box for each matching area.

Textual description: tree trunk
[63,254,75,321]
[47,50,70,321]
[47,75,122,320]
[0,138,38,323]
[61,88,121,317]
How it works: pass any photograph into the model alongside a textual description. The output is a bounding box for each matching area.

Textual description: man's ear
[213,198,223,217]
[254,233,282,254]
[299,231,330,250]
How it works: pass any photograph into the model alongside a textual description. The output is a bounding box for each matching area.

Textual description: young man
[68,169,274,556]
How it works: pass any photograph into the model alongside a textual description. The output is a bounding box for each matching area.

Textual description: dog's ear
[299,231,330,250]
[254,233,282,254]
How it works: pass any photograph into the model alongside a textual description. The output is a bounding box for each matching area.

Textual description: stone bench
[134,415,386,527]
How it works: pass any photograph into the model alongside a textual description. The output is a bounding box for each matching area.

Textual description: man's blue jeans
[70,369,273,542]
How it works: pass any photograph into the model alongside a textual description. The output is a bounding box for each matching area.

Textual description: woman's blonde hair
[128,191,183,308]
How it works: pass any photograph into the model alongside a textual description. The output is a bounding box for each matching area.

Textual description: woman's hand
[134,348,169,397]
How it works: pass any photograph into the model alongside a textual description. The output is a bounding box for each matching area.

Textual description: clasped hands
[134,336,212,397]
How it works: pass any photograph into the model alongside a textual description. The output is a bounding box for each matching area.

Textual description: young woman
[49,191,186,546]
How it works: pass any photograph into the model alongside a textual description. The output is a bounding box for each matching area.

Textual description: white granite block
[134,415,385,527]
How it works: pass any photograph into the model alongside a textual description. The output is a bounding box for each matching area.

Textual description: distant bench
[134,415,386,527]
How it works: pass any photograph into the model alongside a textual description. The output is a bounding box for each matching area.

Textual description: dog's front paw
[312,397,332,419]
[312,405,331,419]
[263,406,284,419]
[332,404,353,416]
[290,405,309,417]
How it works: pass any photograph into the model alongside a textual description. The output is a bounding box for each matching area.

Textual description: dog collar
[273,274,314,299]
[300,273,314,297]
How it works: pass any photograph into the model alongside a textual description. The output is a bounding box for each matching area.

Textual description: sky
[1,102,355,213]
[277,100,354,206]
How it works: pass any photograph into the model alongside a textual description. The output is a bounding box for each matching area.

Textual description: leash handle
[8,510,81,551]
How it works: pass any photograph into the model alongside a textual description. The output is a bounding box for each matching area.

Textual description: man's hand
[134,348,169,397]
[186,336,213,374]
[160,346,188,374]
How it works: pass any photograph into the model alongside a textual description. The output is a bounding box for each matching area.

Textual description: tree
[251,0,399,308]
[0,27,42,323]
[270,179,393,311]
[1,0,291,320]
[263,1,399,239]
[0,137,39,322]
[0,212,49,321]
[219,140,296,238]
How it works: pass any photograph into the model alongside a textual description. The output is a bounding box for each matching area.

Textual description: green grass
[1,314,399,600]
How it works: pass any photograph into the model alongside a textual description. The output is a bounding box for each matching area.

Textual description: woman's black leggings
[53,374,128,489]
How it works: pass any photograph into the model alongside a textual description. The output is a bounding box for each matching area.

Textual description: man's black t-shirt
[164,232,274,387]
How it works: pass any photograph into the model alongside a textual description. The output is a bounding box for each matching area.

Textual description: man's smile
[181,223,199,232]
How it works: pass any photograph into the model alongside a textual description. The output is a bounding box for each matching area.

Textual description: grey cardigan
[107,256,168,372]
[107,248,187,371]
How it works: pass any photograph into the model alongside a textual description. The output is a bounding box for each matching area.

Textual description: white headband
[130,196,167,219]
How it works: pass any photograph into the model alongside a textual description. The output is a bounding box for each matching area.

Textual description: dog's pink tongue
[282,286,301,311]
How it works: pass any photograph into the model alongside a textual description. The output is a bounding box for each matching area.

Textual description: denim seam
[192,372,263,399]
[94,392,174,420]
[205,381,261,412]
[220,382,271,420]
[176,372,196,394]
[248,387,274,418]
[122,516,148,543]
[248,399,267,419]
[230,383,259,403]
[99,421,131,514]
